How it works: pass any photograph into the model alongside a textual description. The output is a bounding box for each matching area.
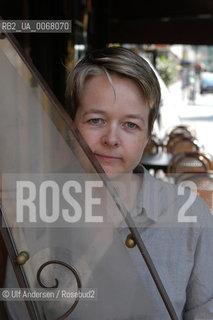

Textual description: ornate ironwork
[37,260,82,320]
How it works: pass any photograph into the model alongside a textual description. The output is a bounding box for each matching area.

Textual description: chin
[105,171,119,178]
[102,168,121,179]
[105,171,130,182]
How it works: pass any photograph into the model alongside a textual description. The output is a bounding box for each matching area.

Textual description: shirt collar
[133,165,163,222]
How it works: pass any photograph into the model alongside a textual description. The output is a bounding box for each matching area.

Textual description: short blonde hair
[65,47,161,135]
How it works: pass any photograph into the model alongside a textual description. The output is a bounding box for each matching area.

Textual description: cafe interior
[1,1,213,317]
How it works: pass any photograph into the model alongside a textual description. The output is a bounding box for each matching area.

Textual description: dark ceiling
[92,0,213,45]
[2,0,213,106]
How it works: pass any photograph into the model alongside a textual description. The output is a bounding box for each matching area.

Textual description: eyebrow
[125,114,145,124]
[83,108,145,123]
[83,108,106,116]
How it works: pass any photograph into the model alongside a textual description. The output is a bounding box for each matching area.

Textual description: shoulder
[135,165,213,227]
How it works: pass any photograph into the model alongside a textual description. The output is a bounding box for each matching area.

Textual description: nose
[101,125,121,147]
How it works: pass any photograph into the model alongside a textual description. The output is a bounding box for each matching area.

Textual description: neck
[110,172,142,212]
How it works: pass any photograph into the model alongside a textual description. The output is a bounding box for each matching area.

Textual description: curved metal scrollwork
[37,260,82,320]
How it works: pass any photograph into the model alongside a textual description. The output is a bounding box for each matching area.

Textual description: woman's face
[74,72,150,178]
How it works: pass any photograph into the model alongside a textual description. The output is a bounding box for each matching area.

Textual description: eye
[88,118,105,125]
[125,122,138,129]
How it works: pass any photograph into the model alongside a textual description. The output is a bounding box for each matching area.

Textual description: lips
[94,153,121,163]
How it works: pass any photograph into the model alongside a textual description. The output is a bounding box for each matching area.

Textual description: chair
[167,125,195,137]
[144,135,161,154]
[167,152,213,175]
[164,124,197,152]
[165,133,197,152]
[169,137,200,154]
[176,172,213,214]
